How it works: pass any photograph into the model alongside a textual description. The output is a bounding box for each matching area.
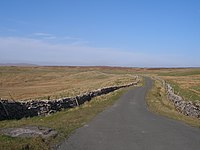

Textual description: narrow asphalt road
[57,78,200,150]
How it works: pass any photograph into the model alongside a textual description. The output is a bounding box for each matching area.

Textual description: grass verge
[146,79,200,128]
[0,88,127,150]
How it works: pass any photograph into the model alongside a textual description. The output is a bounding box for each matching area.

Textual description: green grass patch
[166,80,200,101]
[146,79,200,128]
[191,86,200,92]
[0,88,127,150]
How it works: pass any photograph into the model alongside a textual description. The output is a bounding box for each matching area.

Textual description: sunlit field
[0,66,138,100]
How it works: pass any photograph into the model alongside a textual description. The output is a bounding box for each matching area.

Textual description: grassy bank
[146,79,200,128]
[0,88,127,150]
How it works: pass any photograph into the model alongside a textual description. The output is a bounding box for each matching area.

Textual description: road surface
[57,78,200,150]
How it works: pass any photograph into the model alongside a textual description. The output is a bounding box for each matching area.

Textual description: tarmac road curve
[57,78,200,150]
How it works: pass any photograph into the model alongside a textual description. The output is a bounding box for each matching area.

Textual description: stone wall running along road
[56,78,200,150]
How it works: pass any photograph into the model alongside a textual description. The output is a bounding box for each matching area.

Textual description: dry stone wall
[0,82,138,121]
[153,77,200,118]
[165,83,200,118]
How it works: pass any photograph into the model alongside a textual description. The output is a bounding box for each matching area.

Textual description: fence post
[75,98,79,107]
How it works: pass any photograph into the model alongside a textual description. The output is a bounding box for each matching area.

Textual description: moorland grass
[0,88,127,150]
[150,68,200,102]
[165,80,200,102]
[158,68,200,76]
[1,66,200,149]
[0,66,137,100]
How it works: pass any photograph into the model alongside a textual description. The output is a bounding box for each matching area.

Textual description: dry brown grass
[0,66,138,100]
[1,66,199,101]
[160,75,200,91]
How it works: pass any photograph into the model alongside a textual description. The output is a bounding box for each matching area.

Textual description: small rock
[0,126,58,139]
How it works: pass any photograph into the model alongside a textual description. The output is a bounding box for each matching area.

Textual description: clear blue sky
[0,0,200,67]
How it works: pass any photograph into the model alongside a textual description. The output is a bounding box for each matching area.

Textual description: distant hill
[0,63,39,66]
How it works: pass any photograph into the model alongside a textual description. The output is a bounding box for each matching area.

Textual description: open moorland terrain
[1,66,199,102]
[0,66,200,149]
[0,66,139,101]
